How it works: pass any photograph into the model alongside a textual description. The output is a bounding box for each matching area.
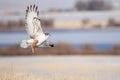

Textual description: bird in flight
[20,4,54,54]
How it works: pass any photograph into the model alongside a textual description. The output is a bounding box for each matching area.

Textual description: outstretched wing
[25,4,43,39]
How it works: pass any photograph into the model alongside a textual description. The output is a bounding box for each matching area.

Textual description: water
[0,29,120,50]
[78,44,114,50]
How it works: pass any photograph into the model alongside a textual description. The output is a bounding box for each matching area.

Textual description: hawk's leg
[31,40,38,54]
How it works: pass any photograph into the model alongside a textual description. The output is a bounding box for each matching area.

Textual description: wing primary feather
[26,10,28,14]
[27,6,29,12]
[26,9,28,13]
[33,4,35,11]
[35,6,38,12]
[37,11,39,16]
[25,10,28,19]
[30,5,32,11]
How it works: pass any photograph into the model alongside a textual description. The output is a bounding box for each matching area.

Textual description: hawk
[20,4,54,54]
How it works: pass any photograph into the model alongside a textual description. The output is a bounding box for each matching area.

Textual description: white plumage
[20,4,53,53]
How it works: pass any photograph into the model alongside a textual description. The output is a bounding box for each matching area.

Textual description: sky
[0,0,120,12]
[0,0,75,12]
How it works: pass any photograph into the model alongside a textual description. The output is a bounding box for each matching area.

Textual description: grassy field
[0,56,120,80]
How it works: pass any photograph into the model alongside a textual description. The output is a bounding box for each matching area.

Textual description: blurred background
[0,0,120,80]
[0,0,120,55]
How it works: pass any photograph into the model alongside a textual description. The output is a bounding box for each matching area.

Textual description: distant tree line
[75,0,113,11]
[0,43,120,56]
[0,20,25,31]
[41,19,54,29]
[0,18,120,31]
[0,19,54,31]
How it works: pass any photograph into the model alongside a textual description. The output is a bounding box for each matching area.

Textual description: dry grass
[0,56,120,80]
[0,66,120,80]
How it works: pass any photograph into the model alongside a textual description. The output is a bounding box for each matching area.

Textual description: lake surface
[0,29,120,50]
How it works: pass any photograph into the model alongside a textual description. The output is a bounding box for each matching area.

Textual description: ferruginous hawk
[20,4,54,54]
